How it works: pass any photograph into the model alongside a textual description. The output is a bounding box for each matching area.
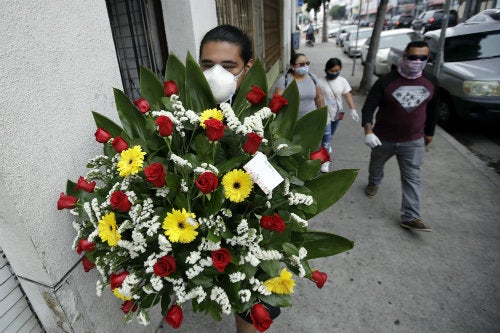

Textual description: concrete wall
[0,1,161,331]
[162,0,218,63]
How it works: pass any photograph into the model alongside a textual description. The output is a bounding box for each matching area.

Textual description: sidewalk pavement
[157,39,500,333]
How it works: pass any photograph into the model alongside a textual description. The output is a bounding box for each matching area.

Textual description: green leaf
[282,242,299,256]
[140,66,164,108]
[269,81,300,140]
[304,169,358,219]
[92,111,124,138]
[272,138,302,157]
[292,107,328,154]
[160,293,172,316]
[185,52,215,111]
[113,88,149,141]
[202,187,225,216]
[260,260,280,276]
[164,53,186,104]
[297,159,321,180]
[259,293,292,307]
[297,230,354,259]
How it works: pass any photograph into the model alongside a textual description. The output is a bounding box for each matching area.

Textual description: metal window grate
[0,249,45,333]
[106,0,169,100]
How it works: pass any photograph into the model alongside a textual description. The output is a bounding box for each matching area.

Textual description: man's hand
[365,133,382,148]
[424,135,433,146]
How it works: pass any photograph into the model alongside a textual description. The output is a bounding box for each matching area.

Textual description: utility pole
[433,0,452,78]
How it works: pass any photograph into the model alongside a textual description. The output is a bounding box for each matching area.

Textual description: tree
[357,0,389,94]
[329,5,346,20]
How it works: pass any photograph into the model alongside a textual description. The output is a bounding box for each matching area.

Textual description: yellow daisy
[162,208,198,243]
[199,108,223,128]
[117,145,146,177]
[98,212,121,246]
[221,169,253,203]
[113,288,131,301]
[263,268,296,294]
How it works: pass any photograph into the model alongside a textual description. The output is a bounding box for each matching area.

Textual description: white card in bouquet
[243,152,284,195]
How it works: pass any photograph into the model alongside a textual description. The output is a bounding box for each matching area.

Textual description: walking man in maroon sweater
[361,41,439,232]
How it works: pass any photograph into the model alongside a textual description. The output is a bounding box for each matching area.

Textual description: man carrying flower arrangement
[57,23,357,333]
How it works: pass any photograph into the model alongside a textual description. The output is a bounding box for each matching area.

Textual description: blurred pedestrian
[317,58,359,172]
[361,41,439,232]
[274,53,324,119]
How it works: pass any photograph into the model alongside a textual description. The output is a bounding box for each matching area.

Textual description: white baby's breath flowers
[238,289,251,303]
[210,286,232,314]
[287,191,314,206]
[229,272,246,283]
[170,153,193,169]
[290,212,309,227]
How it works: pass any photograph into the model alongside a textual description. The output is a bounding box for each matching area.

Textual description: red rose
[112,136,128,153]
[260,213,285,233]
[204,118,226,142]
[243,132,263,155]
[211,248,231,272]
[195,172,218,194]
[76,239,96,254]
[153,255,176,277]
[165,304,183,329]
[57,193,78,210]
[82,257,95,272]
[268,94,288,114]
[311,270,328,289]
[144,163,167,188]
[155,115,174,137]
[110,271,129,290]
[110,190,132,212]
[246,85,266,105]
[310,147,330,164]
[94,127,112,143]
[75,176,96,193]
[250,303,273,332]
[164,80,179,97]
[134,98,150,113]
[120,300,138,314]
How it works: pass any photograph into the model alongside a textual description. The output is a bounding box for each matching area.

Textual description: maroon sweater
[361,71,439,142]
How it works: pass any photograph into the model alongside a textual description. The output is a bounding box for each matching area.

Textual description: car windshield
[378,33,418,48]
[444,30,500,62]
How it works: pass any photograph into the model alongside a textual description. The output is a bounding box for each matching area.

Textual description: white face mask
[203,64,244,104]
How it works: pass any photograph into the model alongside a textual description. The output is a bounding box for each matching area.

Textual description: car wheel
[437,94,455,127]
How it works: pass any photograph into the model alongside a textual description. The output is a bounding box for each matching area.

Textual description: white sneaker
[321,162,330,173]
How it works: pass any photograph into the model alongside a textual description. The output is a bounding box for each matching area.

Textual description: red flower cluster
[155,115,174,137]
[110,271,129,290]
[164,80,179,97]
[195,172,219,194]
[246,85,266,105]
[144,162,167,188]
[311,270,328,289]
[310,147,330,164]
[165,304,183,329]
[110,190,132,212]
[243,132,263,155]
[204,119,226,142]
[260,213,285,233]
[134,98,150,113]
[268,94,288,114]
[153,255,176,277]
[211,248,231,272]
[250,303,273,332]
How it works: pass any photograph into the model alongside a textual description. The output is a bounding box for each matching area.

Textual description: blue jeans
[368,138,425,221]
[321,120,340,153]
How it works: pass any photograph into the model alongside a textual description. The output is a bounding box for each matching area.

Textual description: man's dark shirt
[361,70,439,142]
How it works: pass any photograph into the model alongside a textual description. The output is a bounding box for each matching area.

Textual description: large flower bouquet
[57,53,357,331]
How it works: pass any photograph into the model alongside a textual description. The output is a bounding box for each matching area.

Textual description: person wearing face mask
[199,24,255,105]
[199,25,281,333]
[361,41,439,232]
[274,53,325,119]
[317,58,359,173]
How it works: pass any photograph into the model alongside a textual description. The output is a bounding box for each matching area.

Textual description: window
[444,31,500,62]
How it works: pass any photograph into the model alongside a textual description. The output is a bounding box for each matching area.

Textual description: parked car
[336,25,359,46]
[412,9,458,34]
[327,22,341,38]
[343,28,373,57]
[422,22,500,125]
[465,8,500,23]
[361,28,421,75]
[389,14,414,29]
